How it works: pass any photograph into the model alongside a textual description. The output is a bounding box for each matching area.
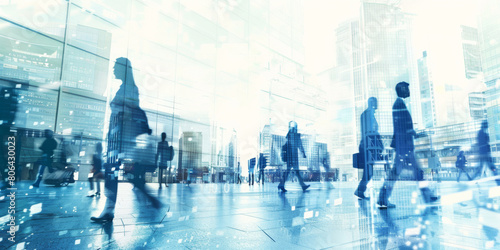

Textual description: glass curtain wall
[0,0,329,183]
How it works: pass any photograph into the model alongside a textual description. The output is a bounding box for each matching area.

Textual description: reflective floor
[1,179,500,249]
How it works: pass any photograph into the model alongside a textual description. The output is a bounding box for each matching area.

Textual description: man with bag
[355,97,383,199]
[278,121,309,192]
[456,150,472,182]
[156,132,174,189]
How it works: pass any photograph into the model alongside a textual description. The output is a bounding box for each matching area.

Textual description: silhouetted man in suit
[456,150,472,182]
[257,153,267,185]
[32,129,57,187]
[377,82,437,208]
[278,121,309,192]
[248,157,255,185]
[473,120,500,185]
[355,97,383,199]
[156,132,171,189]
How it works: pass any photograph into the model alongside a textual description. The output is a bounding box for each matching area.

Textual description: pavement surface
[1,179,500,249]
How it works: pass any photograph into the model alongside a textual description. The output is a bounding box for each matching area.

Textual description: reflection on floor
[1,179,500,249]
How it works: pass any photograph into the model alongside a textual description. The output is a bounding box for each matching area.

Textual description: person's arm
[51,139,58,153]
[392,103,403,137]
[361,111,367,140]
[92,154,99,172]
[155,143,160,164]
[39,140,46,151]
[404,111,417,137]
[298,136,306,158]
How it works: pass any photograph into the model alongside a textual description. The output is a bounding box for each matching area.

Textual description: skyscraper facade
[461,25,483,80]
[479,0,500,141]
[415,22,485,129]
[0,0,328,181]
[331,1,419,179]
[358,1,421,136]
[417,51,437,129]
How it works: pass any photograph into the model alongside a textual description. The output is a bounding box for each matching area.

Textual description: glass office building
[5,1,500,249]
[0,0,331,182]
[2,1,498,183]
[480,0,500,142]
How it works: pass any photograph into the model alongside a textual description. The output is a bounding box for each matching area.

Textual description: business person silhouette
[456,150,472,182]
[355,97,383,199]
[91,57,155,222]
[32,129,57,187]
[473,120,500,185]
[87,142,104,197]
[257,152,267,185]
[278,121,310,192]
[156,132,172,189]
[377,82,438,208]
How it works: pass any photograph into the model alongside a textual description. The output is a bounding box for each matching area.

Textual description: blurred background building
[0,0,327,183]
[1,0,500,183]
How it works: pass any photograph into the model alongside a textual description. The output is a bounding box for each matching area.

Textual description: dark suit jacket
[111,82,151,140]
[477,129,491,154]
[286,131,305,168]
[391,98,414,151]
[360,109,378,145]
[258,153,267,170]
[359,108,383,163]
[40,138,57,156]
[456,155,467,169]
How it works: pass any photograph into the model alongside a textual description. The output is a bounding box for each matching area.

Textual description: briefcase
[353,153,364,169]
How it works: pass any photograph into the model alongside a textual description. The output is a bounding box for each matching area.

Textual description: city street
[1,180,499,249]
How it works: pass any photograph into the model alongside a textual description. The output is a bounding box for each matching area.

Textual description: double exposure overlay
[1,0,500,249]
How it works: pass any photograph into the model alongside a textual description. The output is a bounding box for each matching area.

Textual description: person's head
[395,81,410,98]
[95,142,102,153]
[368,97,378,110]
[458,150,464,156]
[289,121,298,133]
[113,57,134,83]
[481,120,488,130]
[161,132,166,141]
[44,129,53,139]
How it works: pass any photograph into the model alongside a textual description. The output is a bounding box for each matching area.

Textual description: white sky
[303,0,480,74]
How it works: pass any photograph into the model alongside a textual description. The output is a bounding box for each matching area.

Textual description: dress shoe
[430,196,439,202]
[302,185,310,192]
[87,191,101,197]
[90,213,114,223]
[278,185,287,192]
[377,201,396,209]
[354,190,369,199]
